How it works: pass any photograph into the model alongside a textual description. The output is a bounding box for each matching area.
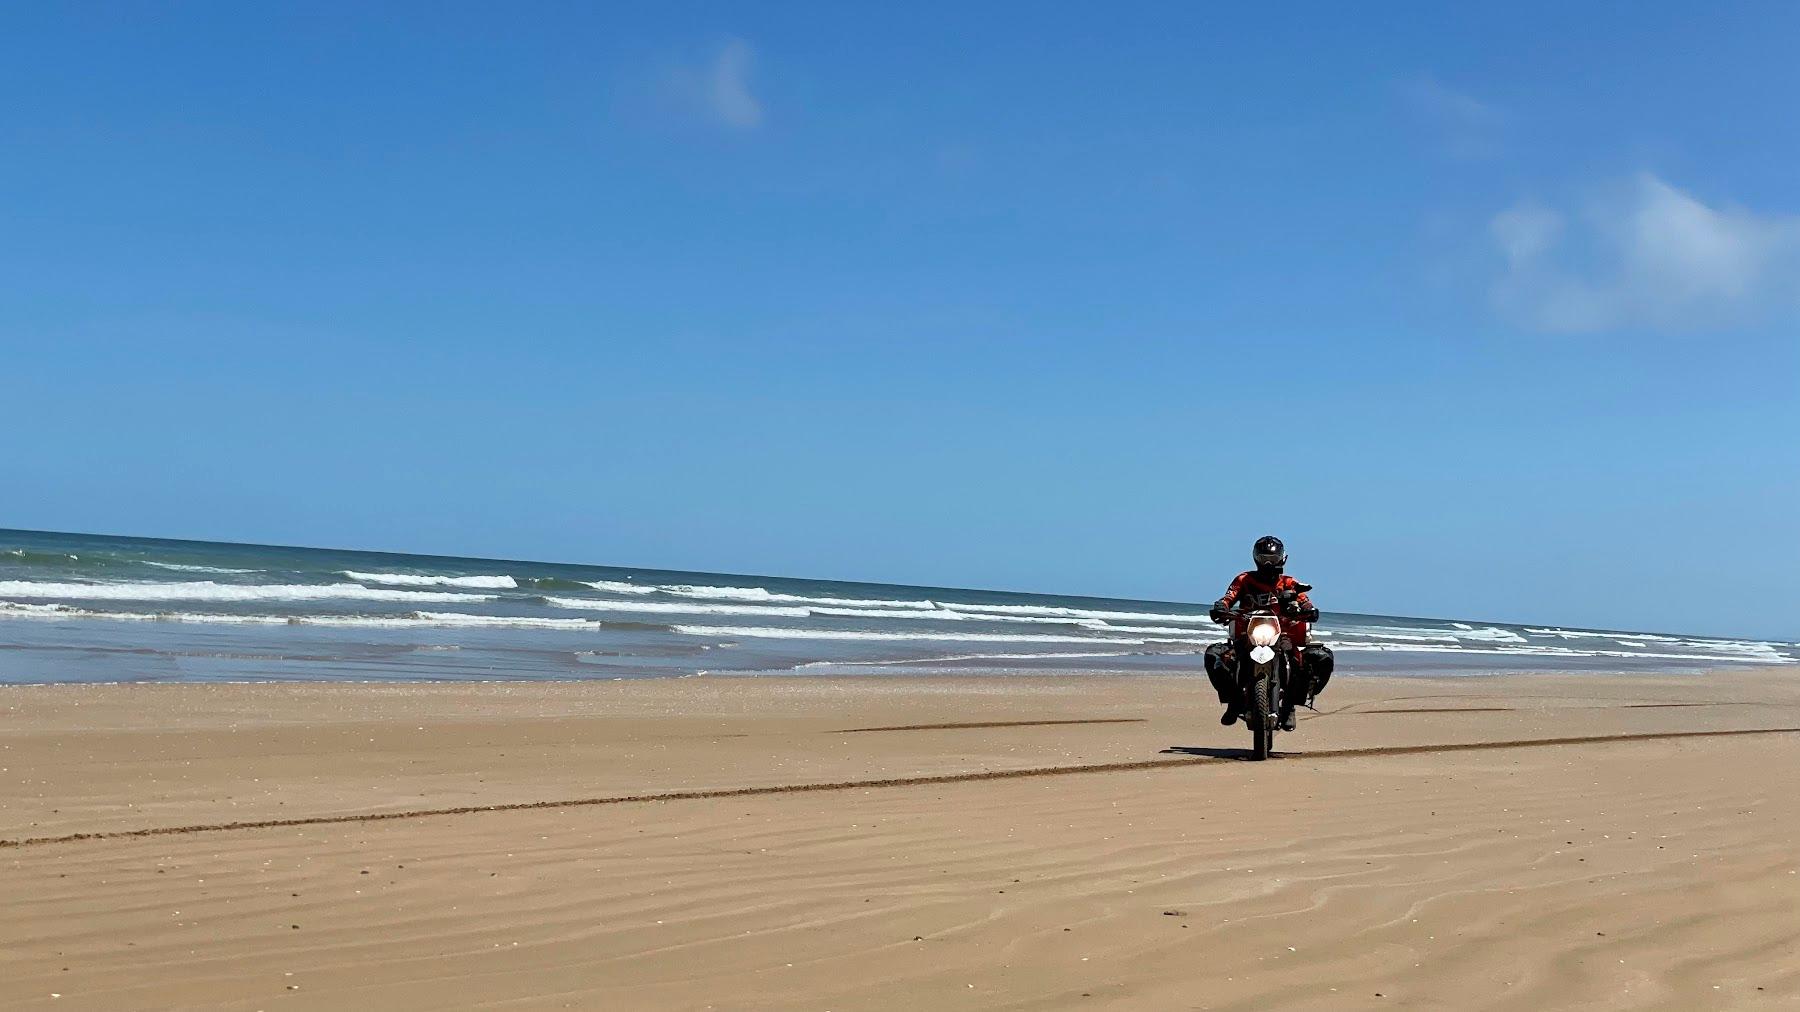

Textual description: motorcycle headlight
[1248,619,1279,647]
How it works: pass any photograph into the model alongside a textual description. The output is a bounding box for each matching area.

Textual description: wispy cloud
[1403,76,1504,158]
[666,38,764,130]
[1490,173,1800,333]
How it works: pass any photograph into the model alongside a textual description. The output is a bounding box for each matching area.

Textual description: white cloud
[668,38,763,130]
[1490,174,1800,333]
[1404,77,1504,158]
[1490,201,1562,267]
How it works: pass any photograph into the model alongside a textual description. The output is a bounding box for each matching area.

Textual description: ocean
[1,529,1793,685]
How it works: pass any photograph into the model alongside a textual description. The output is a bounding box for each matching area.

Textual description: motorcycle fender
[1249,645,1276,665]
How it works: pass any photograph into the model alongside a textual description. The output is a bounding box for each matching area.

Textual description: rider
[1203,536,1335,732]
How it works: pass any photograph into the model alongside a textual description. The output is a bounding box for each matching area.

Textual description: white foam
[583,579,658,595]
[143,562,261,575]
[1526,626,1684,643]
[795,649,1150,668]
[339,612,601,631]
[0,602,598,631]
[545,596,811,618]
[1450,626,1528,644]
[658,584,785,602]
[806,606,1108,627]
[1693,639,1789,661]
[0,602,292,624]
[343,571,518,590]
[804,605,966,621]
[1525,626,1790,660]
[580,578,1215,624]
[1328,639,1790,665]
[658,584,940,610]
[942,601,1215,626]
[669,624,1204,645]
[1320,624,1525,645]
[1319,627,1463,643]
[1088,623,1225,637]
[0,601,97,618]
[0,580,495,604]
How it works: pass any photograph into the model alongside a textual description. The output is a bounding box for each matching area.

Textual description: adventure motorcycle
[1211,586,1311,760]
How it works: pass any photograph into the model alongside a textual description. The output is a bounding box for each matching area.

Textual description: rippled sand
[4,670,1798,1009]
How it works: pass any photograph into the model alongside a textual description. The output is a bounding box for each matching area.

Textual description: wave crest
[343,571,518,589]
[0,580,496,604]
[667,624,1206,645]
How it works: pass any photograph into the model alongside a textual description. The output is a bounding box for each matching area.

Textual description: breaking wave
[548,596,1114,629]
[0,602,600,631]
[0,580,495,604]
[143,561,262,575]
[1526,626,1684,643]
[658,584,940,609]
[1320,624,1527,645]
[1329,640,1791,665]
[570,577,1218,625]
[669,624,1208,645]
[343,571,518,589]
[519,577,595,592]
[545,596,812,618]
[583,579,658,595]
[940,601,1214,625]
[794,649,1154,669]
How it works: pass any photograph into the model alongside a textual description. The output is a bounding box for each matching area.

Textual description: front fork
[1239,651,1306,713]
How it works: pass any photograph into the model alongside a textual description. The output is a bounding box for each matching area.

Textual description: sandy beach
[4,669,1799,1010]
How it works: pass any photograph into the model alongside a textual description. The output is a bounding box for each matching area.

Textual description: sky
[2,3,1797,638]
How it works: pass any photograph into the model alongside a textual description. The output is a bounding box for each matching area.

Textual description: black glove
[1209,599,1231,623]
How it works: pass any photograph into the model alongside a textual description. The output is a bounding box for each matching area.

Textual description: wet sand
[4,670,1799,1009]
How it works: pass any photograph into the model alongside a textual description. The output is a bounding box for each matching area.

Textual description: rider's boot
[1220,703,1243,726]
[1278,706,1297,732]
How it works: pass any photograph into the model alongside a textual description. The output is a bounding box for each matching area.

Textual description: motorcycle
[1212,586,1311,761]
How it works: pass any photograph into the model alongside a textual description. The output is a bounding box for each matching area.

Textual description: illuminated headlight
[1248,620,1280,647]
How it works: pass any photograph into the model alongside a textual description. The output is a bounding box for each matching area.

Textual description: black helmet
[1252,535,1287,570]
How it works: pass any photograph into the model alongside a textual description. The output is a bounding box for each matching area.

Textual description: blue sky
[3,3,1796,637]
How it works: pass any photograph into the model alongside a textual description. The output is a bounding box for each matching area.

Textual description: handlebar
[1210,607,1283,624]
[1209,600,1309,624]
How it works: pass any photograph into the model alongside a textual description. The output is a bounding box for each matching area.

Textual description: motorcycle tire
[1250,671,1275,761]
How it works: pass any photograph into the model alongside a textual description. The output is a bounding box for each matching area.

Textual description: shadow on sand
[1160,746,1286,761]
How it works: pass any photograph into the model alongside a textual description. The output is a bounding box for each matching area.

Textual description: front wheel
[1249,671,1276,760]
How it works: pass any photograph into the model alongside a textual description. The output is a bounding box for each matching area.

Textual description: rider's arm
[1289,585,1320,623]
[1211,572,1249,621]
[1219,572,1247,607]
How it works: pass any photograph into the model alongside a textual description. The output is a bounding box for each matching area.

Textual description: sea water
[1,529,1793,685]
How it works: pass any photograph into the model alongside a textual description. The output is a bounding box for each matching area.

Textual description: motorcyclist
[1203,536,1335,732]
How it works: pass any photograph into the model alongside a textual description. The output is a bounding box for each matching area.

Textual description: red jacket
[1219,571,1313,645]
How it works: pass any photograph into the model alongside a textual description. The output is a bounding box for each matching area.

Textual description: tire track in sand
[4,726,1796,850]
[835,718,1146,733]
